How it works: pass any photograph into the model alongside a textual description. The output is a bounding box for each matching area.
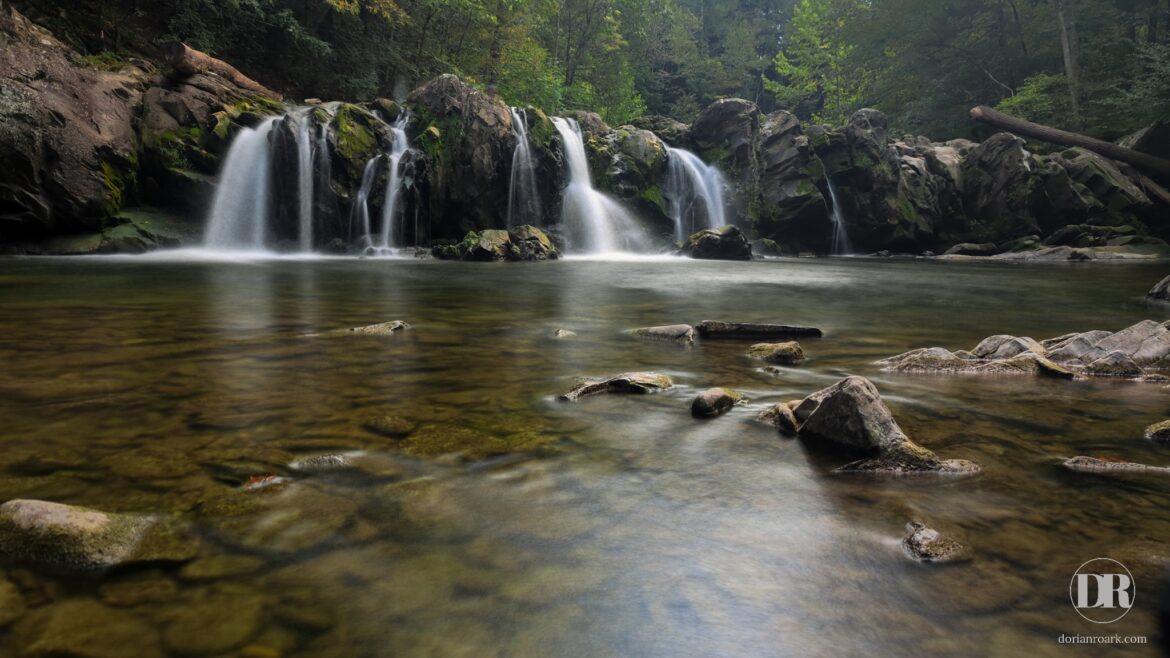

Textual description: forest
[13,0,1170,139]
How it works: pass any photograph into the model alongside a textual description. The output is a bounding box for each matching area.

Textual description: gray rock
[756,403,799,434]
[1092,320,1170,366]
[1145,421,1170,444]
[970,335,1044,360]
[943,242,998,256]
[696,320,823,339]
[289,453,353,473]
[1085,351,1144,378]
[1148,275,1170,302]
[902,522,968,562]
[0,499,196,573]
[334,320,411,336]
[1063,455,1170,475]
[558,372,673,402]
[746,341,805,365]
[691,388,745,418]
[14,598,163,658]
[630,324,695,345]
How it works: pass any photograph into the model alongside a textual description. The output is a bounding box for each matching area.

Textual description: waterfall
[377,112,411,252]
[551,117,652,254]
[664,147,727,244]
[295,113,315,252]
[350,156,382,248]
[507,107,542,228]
[204,117,280,251]
[825,177,853,255]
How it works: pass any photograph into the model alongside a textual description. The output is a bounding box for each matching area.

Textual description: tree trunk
[970,105,1170,176]
[1053,0,1082,126]
[165,43,283,100]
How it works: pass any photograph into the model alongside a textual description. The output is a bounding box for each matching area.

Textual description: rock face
[0,499,195,572]
[679,224,752,260]
[432,225,559,261]
[881,320,1170,380]
[1149,276,1170,302]
[558,372,673,402]
[696,321,823,339]
[755,111,830,252]
[794,376,979,475]
[690,388,745,418]
[902,522,968,563]
[746,341,805,365]
[630,324,695,345]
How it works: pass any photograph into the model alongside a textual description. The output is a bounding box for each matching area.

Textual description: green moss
[100,161,127,216]
[527,108,554,148]
[640,184,665,212]
[79,51,130,71]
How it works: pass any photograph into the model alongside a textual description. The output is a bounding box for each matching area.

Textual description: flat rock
[0,499,197,573]
[313,320,411,337]
[629,324,695,345]
[1145,421,1170,444]
[902,522,969,562]
[696,320,823,339]
[944,242,998,256]
[746,341,805,365]
[690,388,745,418]
[1063,455,1170,475]
[558,372,673,402]
[14,598,163,658]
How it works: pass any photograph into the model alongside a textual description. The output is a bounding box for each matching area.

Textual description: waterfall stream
[295,113,315,252]
[507,107,542,228]
[204,117,280,251]
[376,112,412,252]
[825,177,853,255]
[663,147,727,244]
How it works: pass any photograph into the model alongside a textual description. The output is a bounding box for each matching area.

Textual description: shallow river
[0,254,1168,657]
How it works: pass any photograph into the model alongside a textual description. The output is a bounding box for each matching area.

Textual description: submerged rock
[691,388,745,418]
[162,586,264,656]
[0,499,196,572]
[696,320,823,339]
[795,376,979,475]
[1148,275,1170,302]
[630,324,695,345]
[552,328,578,339]
[13,598,163,658]
[1145,421,1170,444]
[679,225,752,260]
[314,320,411,337]
[362,414,416,438]
[558,372,673,402]
[902,522,968,563]
[0,575,25,627]
[747,341,805,365]
[1063,455,1170,476]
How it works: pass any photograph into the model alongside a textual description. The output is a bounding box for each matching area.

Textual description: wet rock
[691,388,746,418]
[0,575,25,627]
[796,376,979,475]
[552,328,577,339]
[163,585,264,656]
[98,571,178,606]
[14,598,163,658]
[902,522,968,562]
[432,225,560,261]
[329,320,411,336]
[1145,421,1170,444]
[756,403,798,434]
[751,238,783,256]
[362,414,416,438]
[679,225,752,260]
[630,324,695,345]
[970,335,1044,360]
[943,242,998,256]
[178,554,266,581]
[696,320,823,339]
[747,341,805,365]
[1085,351,1144,378]
[0,499,196,572]
[289,453,353,473]
[558,372,673,402]
[201,483,356,555]
[1148,275,1170,302]
[1063,456,1170,476]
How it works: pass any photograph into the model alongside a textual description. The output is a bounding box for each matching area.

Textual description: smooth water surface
[0,256,1167,657]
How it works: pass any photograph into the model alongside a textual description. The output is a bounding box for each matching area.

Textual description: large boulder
[691,98,760,222]
[958,133,1044,242]
[591,126,671,232]
[794,376,980,475]
[630,115,690,146]
[0,4,144,240]
[431,225,559,261]
[679,224,751,260]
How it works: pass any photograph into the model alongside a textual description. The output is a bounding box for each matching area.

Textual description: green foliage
[996,74,1072,127]
[78,50,130,71]
[767,0,868,123]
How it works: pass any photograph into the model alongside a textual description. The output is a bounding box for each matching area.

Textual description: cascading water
[295,113,315,252]
[204,117,280,250]
[663,147,727,244]
[825,177,853,255]
[376,112,411,252]
[507,107,542,228]
[551,117,652,254]
[350,156,382,248]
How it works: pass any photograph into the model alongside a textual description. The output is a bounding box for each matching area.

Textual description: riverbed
[0,255,1167,657]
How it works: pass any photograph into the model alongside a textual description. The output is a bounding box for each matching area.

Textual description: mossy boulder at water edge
[432,225,559,261]
[679,225,752,260]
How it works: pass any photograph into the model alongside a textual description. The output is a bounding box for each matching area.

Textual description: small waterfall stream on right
[825,177,853,255]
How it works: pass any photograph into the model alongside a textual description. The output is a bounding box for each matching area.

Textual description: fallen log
[970,105,1170,177]
[165,42,283,101]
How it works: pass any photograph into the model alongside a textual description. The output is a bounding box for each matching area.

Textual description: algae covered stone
[558,372,674,402]
[690,388,745,418]
[1145,420,1170,444]
[747,341,805,365]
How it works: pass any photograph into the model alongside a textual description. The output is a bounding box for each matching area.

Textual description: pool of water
[0,255,1167,657]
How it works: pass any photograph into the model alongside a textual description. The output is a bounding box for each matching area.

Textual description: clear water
[0,255,1167,657]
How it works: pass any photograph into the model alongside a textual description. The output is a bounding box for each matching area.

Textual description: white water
[507,107,542,228]
[552,117,652,254]
[351,156,382,248]
[377,112,411,251]
[825,177,853,255]
[295,113,315,252]
[664,147,728,244]
[204,117,280,250]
